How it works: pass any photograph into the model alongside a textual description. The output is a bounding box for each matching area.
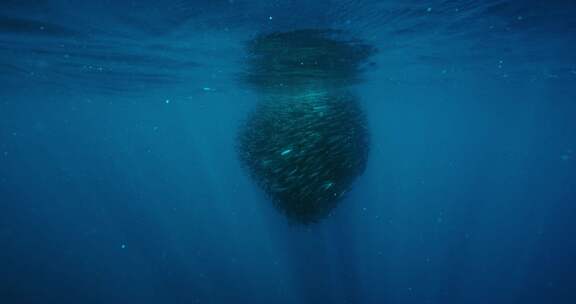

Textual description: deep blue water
[1,1,576,303]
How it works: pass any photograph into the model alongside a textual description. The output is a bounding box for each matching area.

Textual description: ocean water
[1,1,575,303]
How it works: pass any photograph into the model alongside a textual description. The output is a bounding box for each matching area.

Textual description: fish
[237,29,374,224]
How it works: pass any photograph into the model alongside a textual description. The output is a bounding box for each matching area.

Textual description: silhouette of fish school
[237,29,374,224]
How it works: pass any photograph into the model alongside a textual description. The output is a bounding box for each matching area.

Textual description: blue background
[1,1,575,303]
